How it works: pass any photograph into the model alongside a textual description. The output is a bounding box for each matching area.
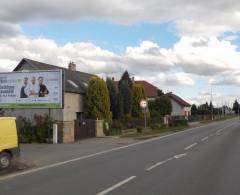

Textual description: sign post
[140,99,148,129]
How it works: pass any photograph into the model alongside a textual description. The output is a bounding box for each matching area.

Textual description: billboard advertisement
[0,70,63,109]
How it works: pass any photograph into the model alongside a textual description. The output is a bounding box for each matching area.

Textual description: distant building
[166,92,191,117]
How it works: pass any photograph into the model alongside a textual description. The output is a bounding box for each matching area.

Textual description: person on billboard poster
[38,76,49,97]
[27,76,40,97]
[20,77,29,98]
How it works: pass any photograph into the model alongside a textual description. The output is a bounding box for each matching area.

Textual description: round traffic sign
[140,99,148,108]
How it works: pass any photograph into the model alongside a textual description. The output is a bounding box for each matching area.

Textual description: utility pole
[211,85,213,121]
[238,100,240,120]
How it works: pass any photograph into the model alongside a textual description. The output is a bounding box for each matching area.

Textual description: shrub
[18,114,53,143]
[136,126,143,133]
[170,119,188,127]
[150,123,162,130]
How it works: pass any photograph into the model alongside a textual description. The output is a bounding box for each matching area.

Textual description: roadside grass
[200,115,237,124]
[120,125,188,140]
[120,115,237,140]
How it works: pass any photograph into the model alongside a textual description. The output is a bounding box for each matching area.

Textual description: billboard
[0,70,63,109]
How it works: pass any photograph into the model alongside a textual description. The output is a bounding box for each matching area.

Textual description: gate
[75,119,96,140]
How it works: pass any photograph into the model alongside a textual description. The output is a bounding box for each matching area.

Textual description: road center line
[146,157,174,171]
[201,136,209,142]
[184,143,197,150]
[174,153,187,159]
[96,176,136,195]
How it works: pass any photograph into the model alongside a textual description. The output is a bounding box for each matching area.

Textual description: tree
[233,99,239,114]
[118,70,133,89]
[157,89,164,96]
[191,104,198,115]
[86,76,112,121]
[149,95,172,117]
[106,77,118,119]
[116,93,123,119]
[132,84,146,117]
[119,81,133,115]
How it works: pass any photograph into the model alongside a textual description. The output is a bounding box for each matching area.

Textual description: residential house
[166,92,191,117]
[114,79,159,100]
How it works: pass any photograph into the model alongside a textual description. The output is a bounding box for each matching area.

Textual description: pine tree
[106,77,118,119]
[233,99,239,114]
[119,81,133,115]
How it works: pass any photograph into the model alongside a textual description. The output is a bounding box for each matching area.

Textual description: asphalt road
[0,118,239,195]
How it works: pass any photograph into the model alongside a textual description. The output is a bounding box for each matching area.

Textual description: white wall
[170,99,184,116]
[63,92,83,122]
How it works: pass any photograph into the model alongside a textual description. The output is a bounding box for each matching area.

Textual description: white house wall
[170,99,184,116]
[63,92,83,122]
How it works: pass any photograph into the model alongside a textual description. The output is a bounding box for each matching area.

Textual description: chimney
[68,61,76,71]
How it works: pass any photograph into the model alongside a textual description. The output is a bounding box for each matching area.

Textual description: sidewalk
[19,137,138,167]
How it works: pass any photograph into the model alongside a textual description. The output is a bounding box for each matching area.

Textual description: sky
[0,0,240,106]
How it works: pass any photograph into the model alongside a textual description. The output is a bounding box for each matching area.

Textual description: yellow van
[0,117,20,169]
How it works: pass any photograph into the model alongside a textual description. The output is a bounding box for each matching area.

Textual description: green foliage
[119,81,133,115]
[18,114,53,143]
[157,89,164,96]
[191,104,198,115]
[116,93,123,119]
[233,99,239,114]
[86,76,112,121]
[106,77,118,119]
[197,102,211,115]
[136,126,143,133]
[149,96,172,117]
[0,108,4,116]
[132,84,146,117]
[118,70,133,89]
[169,119,188,127]
[150,123,162,130]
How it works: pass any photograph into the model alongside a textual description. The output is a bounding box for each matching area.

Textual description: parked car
[0,117,20,170]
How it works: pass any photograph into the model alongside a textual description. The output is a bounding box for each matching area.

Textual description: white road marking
[0,120,237,181]
[201,136,209,142]
[96,176,136,195]
[146,157,174,171]
[174,153,187,159]
[184,143,197,150]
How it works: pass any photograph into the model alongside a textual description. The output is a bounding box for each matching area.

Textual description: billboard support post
[48,108,51,142]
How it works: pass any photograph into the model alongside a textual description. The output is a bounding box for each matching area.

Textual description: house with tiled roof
[166,92,191,117]
[113,79,159,100]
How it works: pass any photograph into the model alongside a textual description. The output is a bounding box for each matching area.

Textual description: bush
[136,126,143,133]
[18,114,53,143]
[150,123,162,130]
[170,119,188,127]
[108,128,122,136]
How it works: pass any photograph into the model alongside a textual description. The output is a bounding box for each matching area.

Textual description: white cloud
[172,36,240,76]
[1,0,240,37]
[0,35,240,87]
[157,72,195,86]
